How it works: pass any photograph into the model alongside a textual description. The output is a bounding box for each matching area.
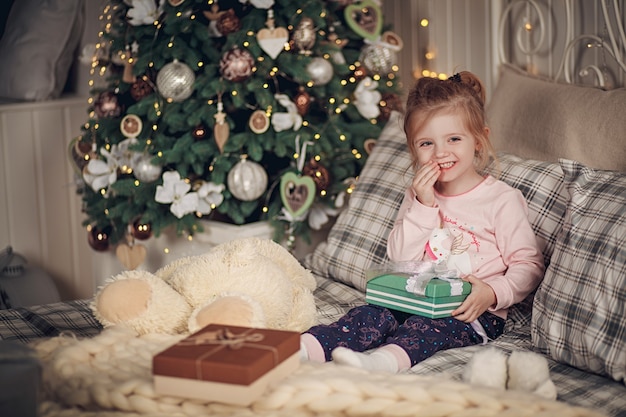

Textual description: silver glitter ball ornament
[156,60,195,102]
[359,43,395,74]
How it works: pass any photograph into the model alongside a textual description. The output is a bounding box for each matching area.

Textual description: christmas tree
[71,0,403,253]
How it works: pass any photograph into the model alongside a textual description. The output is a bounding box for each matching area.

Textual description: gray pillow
[0,0,85,101]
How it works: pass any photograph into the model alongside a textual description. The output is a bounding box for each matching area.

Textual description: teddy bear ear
[241,237,317,292]
[154,255,197,283]
[187,294,266,333]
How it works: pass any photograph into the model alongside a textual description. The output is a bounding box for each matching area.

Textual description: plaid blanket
[1,275,625,417]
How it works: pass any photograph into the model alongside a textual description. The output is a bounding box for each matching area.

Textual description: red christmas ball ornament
[87,225,111,252]
[94,91,123,118]
[219,48,255,82]
[69,136,96,172]
[131,219,152,240]
[216,9,241,36]
[353,66,367,81]
[379,92,403,122]
[192,125,207,139]
[130,76,154,101]
[294,88,311,116]
[302,158,331,193]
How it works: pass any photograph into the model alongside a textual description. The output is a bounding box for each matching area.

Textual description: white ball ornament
[227,157,268,201]
[156,60,195,102]
[133,154,162,182]
[306,57,334,85]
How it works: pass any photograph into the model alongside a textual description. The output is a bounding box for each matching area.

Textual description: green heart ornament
[345,0,383,41]
[280,172,316,219]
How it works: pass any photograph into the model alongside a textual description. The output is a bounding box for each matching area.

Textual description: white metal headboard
[497,0,626,89]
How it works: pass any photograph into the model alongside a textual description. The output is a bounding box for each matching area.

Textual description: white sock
[300,340,309,361]
[299,333,326,362]
[332,346,399,373]
[507,350,557,400]
[463,347,508,389]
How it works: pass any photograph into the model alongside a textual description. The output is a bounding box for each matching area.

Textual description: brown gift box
[152,324,300,405]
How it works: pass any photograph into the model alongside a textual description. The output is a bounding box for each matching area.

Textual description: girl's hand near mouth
[412,160,440,207]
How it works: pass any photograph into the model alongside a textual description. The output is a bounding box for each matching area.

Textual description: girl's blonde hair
[403,71,496,173]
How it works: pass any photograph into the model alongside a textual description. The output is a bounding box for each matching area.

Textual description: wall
[383,0,625,93]
[382,0,498,98]
[0,98,93,300]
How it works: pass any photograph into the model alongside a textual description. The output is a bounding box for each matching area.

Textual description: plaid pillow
[532,159,626,384]
[303,111,411,290]
[483,153,567,265]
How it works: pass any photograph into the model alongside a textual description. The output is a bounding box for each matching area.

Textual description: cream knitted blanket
[33,326,603,417]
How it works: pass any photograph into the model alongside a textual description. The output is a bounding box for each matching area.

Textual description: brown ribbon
[177,328,280,381]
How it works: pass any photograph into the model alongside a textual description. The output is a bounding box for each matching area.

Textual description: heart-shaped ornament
[115,243,147,270]
[257,27,289,59]
[345,0,383,41]
[280,172,316,219]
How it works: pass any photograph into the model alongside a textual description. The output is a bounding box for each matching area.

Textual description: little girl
[300,71,544,372]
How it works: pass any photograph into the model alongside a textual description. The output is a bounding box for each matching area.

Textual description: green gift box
[365,273,471,319]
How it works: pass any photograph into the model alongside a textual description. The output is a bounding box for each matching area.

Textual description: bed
[2,1,626,416]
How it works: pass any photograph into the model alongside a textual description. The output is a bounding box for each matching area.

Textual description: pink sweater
[387,175,544,319]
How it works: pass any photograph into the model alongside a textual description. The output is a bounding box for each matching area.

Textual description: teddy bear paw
[188,293,266,333]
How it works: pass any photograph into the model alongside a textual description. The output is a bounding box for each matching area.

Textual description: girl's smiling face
[407,110,485,195]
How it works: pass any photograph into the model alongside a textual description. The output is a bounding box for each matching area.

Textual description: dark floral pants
[305,304,505,365]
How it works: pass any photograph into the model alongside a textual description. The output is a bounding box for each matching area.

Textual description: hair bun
[457,71,486,104]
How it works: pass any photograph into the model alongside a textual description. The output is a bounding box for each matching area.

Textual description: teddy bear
[463,346,557,400]
[91,237,318,335]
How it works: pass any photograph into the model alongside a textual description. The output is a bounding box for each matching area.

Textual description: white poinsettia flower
[308,203,340,230]
[354,77,382,119]
[107,138,141,172]
[82,139,139,192]
[271,94,303,132]
[239,0,274,8]
[83,158,118,191]
[196,181,226,215]
[125,0,165,26]
[155,171,199,219]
